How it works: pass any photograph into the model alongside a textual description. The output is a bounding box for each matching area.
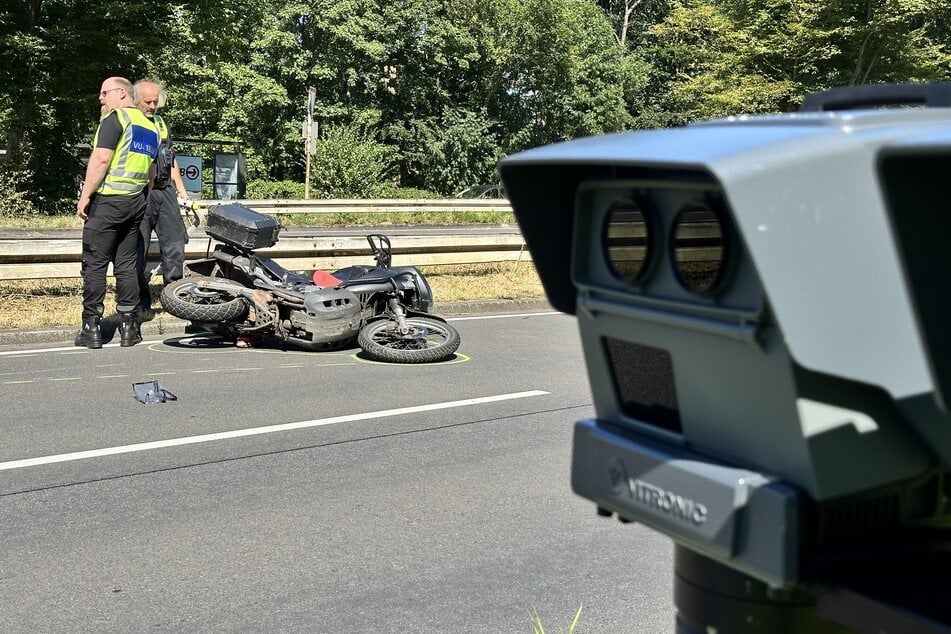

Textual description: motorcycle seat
[332,266,409,286]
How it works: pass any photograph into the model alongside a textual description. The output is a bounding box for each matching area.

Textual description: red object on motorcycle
[312,270,343,287]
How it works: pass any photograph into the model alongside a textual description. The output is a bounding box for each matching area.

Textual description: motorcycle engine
[288,287,363,347]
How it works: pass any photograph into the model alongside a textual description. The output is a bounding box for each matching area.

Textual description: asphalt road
[0,311,675,632]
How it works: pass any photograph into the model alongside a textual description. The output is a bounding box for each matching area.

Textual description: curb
[0,298,554,348]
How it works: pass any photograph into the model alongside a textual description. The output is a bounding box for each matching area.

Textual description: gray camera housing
[500,106,951,588]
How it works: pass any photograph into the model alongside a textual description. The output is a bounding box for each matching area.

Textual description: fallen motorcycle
[159,203,461,363]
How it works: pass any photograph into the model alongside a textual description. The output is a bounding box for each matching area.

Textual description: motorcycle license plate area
[205,204,281,250]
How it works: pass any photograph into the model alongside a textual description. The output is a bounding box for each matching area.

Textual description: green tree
[502,0,639,148]
[417,108,501,195]
[0,0,172,212]
[635,0,951,125]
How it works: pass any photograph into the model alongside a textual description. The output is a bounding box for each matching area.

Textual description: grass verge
[0,210,515,230]
[0,262,545,331]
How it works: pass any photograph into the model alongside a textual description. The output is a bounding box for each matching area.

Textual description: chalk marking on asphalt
[0,390,550,471]
[352,352,470,366]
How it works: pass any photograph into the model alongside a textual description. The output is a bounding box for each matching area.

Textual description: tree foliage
[1,0,950,212]
[1,0,172,210]
[636,0,951,123]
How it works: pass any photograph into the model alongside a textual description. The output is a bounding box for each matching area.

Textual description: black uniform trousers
[81,192,147,320]
[137,185,188,309]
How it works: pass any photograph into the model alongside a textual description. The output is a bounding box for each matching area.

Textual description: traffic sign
[177,155,202,197]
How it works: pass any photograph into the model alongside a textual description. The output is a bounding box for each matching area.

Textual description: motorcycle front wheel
[160,276,250,323]
[357,316,460,363]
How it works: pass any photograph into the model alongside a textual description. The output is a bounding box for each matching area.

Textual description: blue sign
[177,155,202,197]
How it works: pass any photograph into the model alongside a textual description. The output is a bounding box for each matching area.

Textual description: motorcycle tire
[357,316,460,363]
[160,276,250,323]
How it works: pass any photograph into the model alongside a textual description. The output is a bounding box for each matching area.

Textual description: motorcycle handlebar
[178,198,202,228]
[178,198,202,212]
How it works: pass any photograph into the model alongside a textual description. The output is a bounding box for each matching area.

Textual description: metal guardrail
[0,200,723,281]
[0,199,524,281]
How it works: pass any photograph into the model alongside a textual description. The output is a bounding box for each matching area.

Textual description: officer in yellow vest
[133,78,190,312]
[75,76,159,349]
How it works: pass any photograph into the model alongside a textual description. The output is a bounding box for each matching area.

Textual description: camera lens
[670,202,729,295]
[604,196,651,287]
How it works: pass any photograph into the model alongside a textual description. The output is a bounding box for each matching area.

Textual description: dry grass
[420,261,546,301]
[0,215,84,230]
[0,261,545,331]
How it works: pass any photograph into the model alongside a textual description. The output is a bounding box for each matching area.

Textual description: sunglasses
[99,87,123,97]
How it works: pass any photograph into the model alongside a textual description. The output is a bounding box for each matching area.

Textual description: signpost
[304,86,316,199]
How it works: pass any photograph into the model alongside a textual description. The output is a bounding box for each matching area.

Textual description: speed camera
[501,83,951,631]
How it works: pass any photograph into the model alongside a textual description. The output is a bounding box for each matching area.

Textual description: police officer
[133,78,190,312]
[75,76,159,349]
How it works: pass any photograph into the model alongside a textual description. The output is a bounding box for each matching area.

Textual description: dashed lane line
[0,390,550,471]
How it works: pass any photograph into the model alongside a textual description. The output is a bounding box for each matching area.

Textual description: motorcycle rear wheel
[160,276,250,323]
[357,316,460,363]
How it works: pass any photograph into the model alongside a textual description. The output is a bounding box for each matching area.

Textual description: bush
[245,179,306,200]
[310,123,398,198]
[420,109,502,196]
[373,184,440,199]
[0,168,38,219]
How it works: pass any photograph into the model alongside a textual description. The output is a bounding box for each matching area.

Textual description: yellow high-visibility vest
[94,107,159,196]
[154,114,170,142]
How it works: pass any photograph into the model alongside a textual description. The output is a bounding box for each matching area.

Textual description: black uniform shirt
[94,112,123,151]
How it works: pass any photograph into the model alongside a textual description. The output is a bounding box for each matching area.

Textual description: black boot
[119,311,142,347]
[74,316,102,349]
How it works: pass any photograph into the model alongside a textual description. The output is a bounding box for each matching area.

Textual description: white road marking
[0,338,168,356]
[0,390,549,471]
[449,311,560,321]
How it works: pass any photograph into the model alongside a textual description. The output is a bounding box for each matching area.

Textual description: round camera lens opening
[670,203,729,295]
[604,197,651,287]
